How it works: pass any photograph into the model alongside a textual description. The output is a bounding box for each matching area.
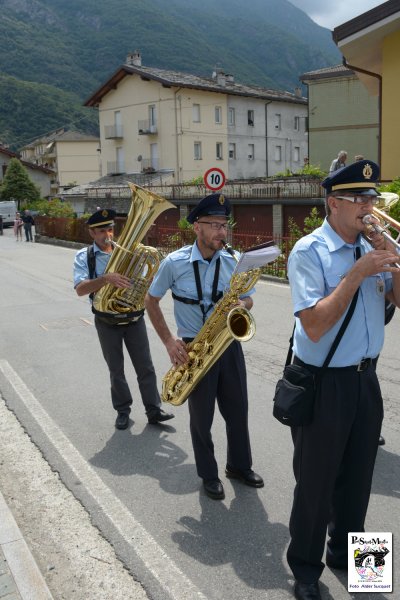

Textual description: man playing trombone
[286,160,400,600]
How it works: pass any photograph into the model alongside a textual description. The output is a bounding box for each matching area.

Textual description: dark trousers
[24,224,33,241]
[95,315,161,415]
[188,341,252,480]
[287,362,383,583]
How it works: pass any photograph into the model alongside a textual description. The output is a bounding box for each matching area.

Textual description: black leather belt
[294,356,376,373]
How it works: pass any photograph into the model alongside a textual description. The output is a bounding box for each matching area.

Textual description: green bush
[26,197,75,217]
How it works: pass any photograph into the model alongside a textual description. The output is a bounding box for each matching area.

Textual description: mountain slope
[0,0,340,148]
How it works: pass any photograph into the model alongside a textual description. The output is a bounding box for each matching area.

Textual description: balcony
[106,161,125,175]
[104,125,124,139]
[141,158,158,173]
[138,119,157,135]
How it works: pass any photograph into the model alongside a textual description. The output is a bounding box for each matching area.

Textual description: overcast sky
[289,0,384,29]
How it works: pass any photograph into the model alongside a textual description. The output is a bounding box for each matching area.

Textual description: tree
[0,158,41,208]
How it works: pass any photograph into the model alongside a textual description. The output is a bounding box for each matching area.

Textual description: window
[194,142,202,160]
[229,143,236,159]
[228,107,235,126]
[193,104,201,123]
[215,106,222,124]
[293,146,300,162]
[149,105,156,127]
[216,142,223,160]
[294,116,300,131]
[275,145,282,161]
[248,144,255,160]
[248,110,254,126]
[275,114,281,130]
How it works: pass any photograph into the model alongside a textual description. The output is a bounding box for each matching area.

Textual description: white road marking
[0,359,207,600]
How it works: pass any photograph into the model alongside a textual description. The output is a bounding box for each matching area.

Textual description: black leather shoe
[225,466,264,488]
[378,435,385,446]
[203,479,225,500]
[294,581,321,600]
[147,408,175,424]
[115,412,130,430]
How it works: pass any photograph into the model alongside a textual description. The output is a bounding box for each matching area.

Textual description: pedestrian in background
[329,150,347,172]
[14,212,23,241]
[354,154,364,161]
[22,209,35,242]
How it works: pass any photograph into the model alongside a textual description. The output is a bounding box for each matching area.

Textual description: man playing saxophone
[73,208,174,430]
[145,193,264,500]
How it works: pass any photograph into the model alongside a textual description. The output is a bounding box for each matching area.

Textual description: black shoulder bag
[273,287,360,427]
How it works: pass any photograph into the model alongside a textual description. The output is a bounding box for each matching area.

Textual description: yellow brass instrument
[93,183,175,315]
[161,254,261,407]
[363,192,400,255]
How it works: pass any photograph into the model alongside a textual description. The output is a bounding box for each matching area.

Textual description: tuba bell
[93,183,175,317]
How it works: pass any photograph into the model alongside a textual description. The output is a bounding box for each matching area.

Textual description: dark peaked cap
[86,208,116,228]
[187,193,231,224]
[322,159,380,195]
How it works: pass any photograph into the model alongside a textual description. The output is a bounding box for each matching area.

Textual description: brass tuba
[93,183,175,316]
[161,264,261,406]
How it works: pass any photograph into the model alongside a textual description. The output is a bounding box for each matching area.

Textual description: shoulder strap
[87,245,96,280]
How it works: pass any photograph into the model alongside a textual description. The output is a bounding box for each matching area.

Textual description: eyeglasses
[336,195,379,205]
[197,220,230,230]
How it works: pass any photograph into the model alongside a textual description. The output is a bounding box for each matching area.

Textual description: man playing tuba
[145,193,264,500]
[73,208,174,430]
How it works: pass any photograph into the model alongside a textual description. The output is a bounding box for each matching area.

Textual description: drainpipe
[174,88,183,184]
[265,101,272,177]
[342,57,382,168]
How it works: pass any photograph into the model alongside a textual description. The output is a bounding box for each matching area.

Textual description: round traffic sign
[203,167,226,191]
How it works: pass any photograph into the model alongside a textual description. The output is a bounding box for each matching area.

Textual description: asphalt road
[0,229,399,600]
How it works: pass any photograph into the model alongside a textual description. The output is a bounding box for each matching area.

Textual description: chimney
[294,86,302,98]
[126,50,142,67]
[225,73,234,83]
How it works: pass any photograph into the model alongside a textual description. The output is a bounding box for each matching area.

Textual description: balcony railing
[141,158,159,173]
[138,120,157,135]
[104,125,124,139]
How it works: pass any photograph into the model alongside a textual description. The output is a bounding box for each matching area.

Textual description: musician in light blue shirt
[285,160,400,600]
[146,192,263,501]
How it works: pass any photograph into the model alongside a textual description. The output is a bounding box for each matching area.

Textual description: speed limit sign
[203,167,226,191]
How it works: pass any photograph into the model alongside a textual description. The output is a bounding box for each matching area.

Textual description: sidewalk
[0,490,54,600]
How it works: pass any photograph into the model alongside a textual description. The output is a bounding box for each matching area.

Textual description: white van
[0,200,17,227]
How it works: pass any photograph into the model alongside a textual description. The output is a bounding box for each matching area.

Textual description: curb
[0,491,54,600]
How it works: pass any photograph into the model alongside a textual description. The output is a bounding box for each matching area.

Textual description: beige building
[0,146,54,198]
[84,52,308,183]
[20,128,100,194]
[300,65,379,171]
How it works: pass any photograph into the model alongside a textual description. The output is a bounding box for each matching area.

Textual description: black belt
[294,356,376,373]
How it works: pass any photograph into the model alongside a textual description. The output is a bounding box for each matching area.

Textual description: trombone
[363,192,400,252]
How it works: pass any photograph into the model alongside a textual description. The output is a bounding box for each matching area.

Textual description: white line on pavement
[0,359,207,600]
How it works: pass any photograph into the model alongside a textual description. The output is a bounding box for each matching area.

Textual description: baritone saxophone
[161,249,262,406]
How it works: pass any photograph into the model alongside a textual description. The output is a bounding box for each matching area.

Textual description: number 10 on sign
[204,168,226,191]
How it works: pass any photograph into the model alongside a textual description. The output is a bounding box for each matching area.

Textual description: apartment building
[84,51,308,183]
[0,146,54,198]
[20,129,100,194]
[333,0,400,181]
[300,64,379,171]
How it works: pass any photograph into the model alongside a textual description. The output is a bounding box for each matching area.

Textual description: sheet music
[233,241,281,274]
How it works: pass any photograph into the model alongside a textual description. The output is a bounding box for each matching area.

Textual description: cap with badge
[187,193,231,224]
[322,159,380,196]
[86,208,116,228]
